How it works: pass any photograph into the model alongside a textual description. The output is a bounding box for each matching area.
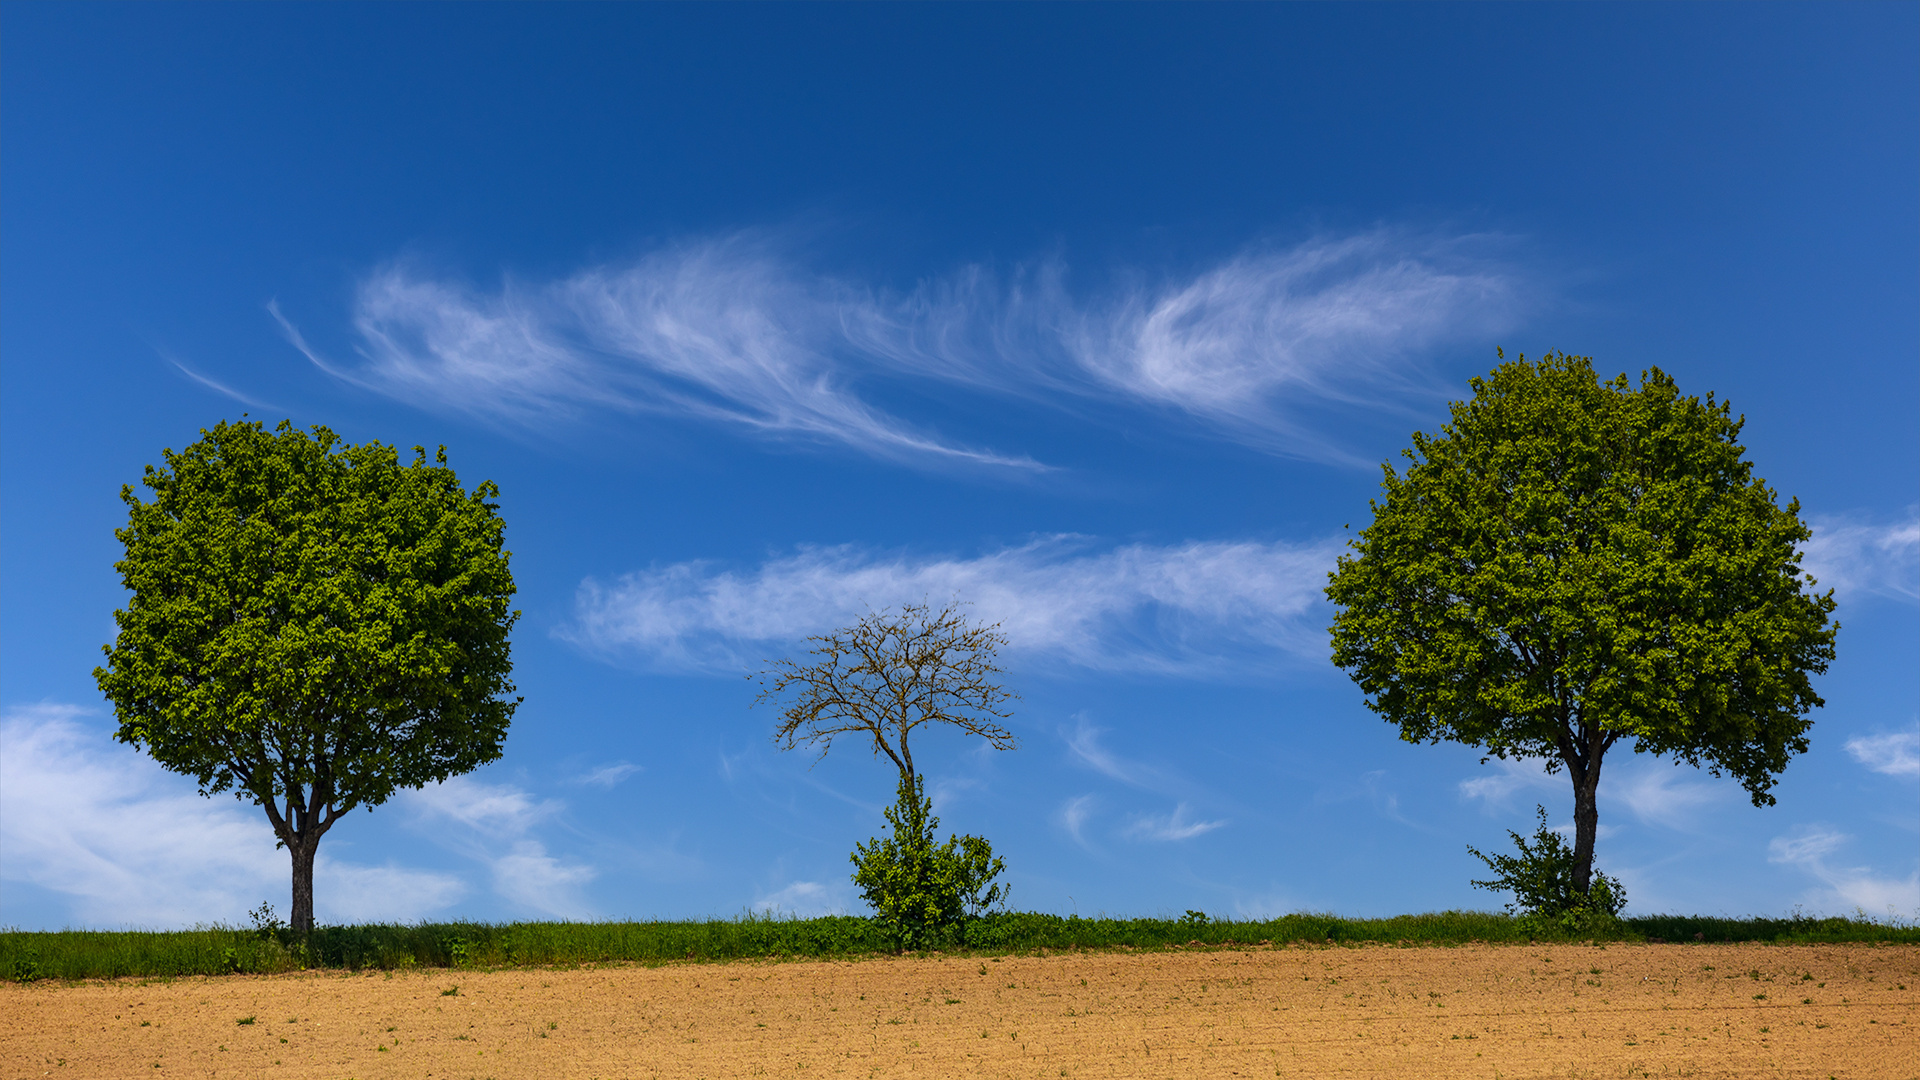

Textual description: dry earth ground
[3,943,1915,1079]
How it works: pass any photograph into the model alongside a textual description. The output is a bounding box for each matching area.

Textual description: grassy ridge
[3,911,1914,982]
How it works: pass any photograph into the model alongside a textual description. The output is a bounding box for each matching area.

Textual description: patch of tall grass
[4,909,1912,981]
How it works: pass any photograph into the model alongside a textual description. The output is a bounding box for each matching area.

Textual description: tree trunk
[289,837,319,936]
[1569,755,1603,897]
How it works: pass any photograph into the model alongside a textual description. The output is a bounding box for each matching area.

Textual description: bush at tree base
[851,774,1008,948]
[1468,804,1627,935]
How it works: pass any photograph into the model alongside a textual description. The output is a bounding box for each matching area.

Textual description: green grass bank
[4,911,1914,982]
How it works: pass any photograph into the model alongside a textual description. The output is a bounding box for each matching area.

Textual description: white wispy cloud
[1607,766,1731,829]
[1124,803,1227,842]
[1058,234,1519,445]
[1064,716,1155,785]
[402,776,597,919]
[563,534,1340,675]
[317,861,466,925]
[1459,757,1734,834]
[283,230,1525,468]
[574,761,643,788]
[1768,826,1919,920]
[489,842,597,916]
[753,879,856,917]
[926,775,981,813]
[0,703,463,928]
[1229,889,1303,920]
[1313,768,1439,833]
[1458,756,1560,806]
[1844,729,1920,778]
[406,774,561,837]
[1059,795,1098,849]
[162,354,281,412]
[1801,511,1920,603]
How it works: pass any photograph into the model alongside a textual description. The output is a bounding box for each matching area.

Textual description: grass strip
[4,910,1913,982]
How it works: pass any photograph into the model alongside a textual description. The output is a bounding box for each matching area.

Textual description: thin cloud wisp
[288,231,1526,468]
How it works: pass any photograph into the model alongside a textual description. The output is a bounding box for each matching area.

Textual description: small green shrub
[851,774,1008,949]
[247,902,285,940]
[1468,805,1626,935]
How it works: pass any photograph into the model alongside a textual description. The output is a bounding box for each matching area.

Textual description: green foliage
[93,419,519,931]
[1327,352,1837,889]
[851,774,1008,948]
[4,909,1914,980]
[1468,805,1626,934]
[247,902,285,939]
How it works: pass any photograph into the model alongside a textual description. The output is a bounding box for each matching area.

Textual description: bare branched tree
[754,601,1017,782]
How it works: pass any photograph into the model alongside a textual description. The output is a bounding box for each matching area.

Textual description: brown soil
[3,943,1915,1079]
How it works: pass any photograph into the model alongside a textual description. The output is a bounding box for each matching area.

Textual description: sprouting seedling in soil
[236,1017,256,1025]
[442,986,460,996]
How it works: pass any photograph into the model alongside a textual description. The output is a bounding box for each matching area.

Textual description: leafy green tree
[1326,352,1837,899]
[851,773,1008,948]
[96,420,519,934]
[756,602,1015,940]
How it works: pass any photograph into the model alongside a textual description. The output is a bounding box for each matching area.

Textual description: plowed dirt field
[4,943,1915,1079]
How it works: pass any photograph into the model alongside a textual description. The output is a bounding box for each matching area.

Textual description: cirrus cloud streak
[284,230,1527,468]
[561,534,1343,676]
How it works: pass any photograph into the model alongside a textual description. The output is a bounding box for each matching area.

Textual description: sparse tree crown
[754,601,1018,781]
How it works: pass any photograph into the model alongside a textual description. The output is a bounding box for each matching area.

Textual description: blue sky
[2,3,1914,930]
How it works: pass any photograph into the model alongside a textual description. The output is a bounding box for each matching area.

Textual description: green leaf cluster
[1326,353,1836,801]
[851,774,1009,949]
[1467,805,1626,928]
[94,419,519,844]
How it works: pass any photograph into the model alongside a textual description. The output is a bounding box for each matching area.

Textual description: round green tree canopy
[1326,354,1836,808]
[96,419,519,816]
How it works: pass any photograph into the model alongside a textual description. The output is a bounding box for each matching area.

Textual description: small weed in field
[442,986,460,996]
[236,1016,255,1025]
